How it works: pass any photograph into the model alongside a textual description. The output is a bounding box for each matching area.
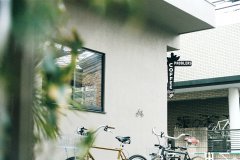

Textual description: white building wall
[174,23,240,82]
[216,9,240,27]
[36,7,180,160]
[165,0,215,26]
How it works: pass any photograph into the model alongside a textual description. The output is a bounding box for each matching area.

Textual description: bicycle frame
[151,127,193,160]
[152,127,189,146]
[65,125,131,160]
[69,145,128,160]
[91,146,127,160]
[212,119,229,130]
[163,148,191,160]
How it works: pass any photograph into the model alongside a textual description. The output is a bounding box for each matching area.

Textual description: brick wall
[169,89,228,101]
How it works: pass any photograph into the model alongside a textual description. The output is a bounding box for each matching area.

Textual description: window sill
[69,107,106,114]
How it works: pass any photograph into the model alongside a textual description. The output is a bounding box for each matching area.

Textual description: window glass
[56,48,105,112]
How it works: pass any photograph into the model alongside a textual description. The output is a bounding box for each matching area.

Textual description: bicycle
[208,118,231,152]
[191,114,219,129]
[60,125,147,160]
[209,118,230,139]
[150,128,201,160]
[212,119,230,131]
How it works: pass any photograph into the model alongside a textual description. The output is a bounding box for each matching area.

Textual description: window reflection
[56,48,104,112]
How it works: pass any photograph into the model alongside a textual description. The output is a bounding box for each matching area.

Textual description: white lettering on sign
[174,61,192,66]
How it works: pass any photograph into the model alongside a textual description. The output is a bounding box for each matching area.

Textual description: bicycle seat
[178,146,187,151]
[154,144,163,149]
[115,136,131,144]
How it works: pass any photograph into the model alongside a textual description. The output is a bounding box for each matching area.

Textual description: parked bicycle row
[174,114,229,130]
[59,125,201,160]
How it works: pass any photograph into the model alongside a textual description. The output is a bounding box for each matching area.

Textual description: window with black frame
[56,48,105,112]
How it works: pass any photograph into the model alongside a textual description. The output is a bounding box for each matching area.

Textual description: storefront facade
[36,1,215,159]
[169,22,240,154]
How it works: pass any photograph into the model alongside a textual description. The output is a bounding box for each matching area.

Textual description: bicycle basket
[58,135,83,149]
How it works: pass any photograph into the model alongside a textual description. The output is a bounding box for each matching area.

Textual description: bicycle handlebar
[77,125,115,136]
[152,127,190,140]
[104,125,115,130]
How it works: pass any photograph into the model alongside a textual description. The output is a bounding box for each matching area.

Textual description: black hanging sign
[167,53,192,98]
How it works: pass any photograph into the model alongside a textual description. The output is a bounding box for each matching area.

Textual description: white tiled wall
[174,23,240,82]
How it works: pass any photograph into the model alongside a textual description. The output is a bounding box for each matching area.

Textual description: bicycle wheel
[151,155,166,160]
[191,156,205,160]
[66,157,79,160]
[66,156,90,160]
[128,154,147,160]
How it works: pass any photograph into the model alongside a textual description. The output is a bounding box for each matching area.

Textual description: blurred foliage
[77,131,95,159]
[0,0,84,158]
[69,0,143,22]
[11,0,65,48]
[0,0,141,159]
[35,29,83,140]
[33,89,60,141]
